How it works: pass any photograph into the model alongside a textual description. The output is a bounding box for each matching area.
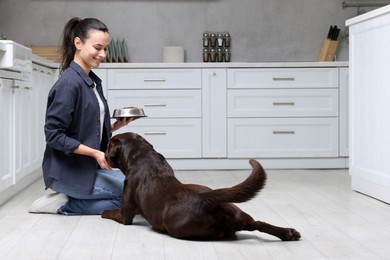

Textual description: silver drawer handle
[144,78,166,82]
[24,86,32,90]
[272,77,295,81]
[273,102,295,106]
[11,85,20,89]
[144,103,167,107]
[144,131,166,135]
[273,131,295,135]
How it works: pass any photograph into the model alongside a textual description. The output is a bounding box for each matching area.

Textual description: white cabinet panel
[339,67,349,157]
[202,69,227,158]
[114,118,202,158]
[108,89,201,118]
[228,88,338,117]
[228,68,338,89]
[13,79,33,182]
[228,118,339,158]
[348,8,390,203]
[108,69,201,90]
[0,78,14,192]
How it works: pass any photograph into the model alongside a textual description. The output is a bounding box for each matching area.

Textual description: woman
[29,17,133,215]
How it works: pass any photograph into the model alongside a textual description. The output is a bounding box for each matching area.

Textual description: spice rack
[202,32,231,62]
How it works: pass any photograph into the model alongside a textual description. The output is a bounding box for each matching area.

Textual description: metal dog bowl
[111,108,147,118]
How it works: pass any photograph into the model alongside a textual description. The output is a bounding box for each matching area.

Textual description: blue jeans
[50,169,125,215]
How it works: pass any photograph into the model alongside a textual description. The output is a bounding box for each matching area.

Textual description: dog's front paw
[282,228,301,241]
[101,209,115,219]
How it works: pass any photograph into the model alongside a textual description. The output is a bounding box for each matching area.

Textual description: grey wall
[0,0,372,62]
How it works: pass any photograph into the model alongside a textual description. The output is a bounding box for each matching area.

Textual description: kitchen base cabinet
[228,118,339,158]
[101,62,348,170]
[0,78,15,192]
[0,63,54,205]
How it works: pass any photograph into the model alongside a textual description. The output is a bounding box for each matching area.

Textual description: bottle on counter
[217,48,224,62]
[203,32,209,47]
[203,48,210,62]
[224,48,231,62]
[224,33,231,47]
[217,33,224,47]
[209,48,217,62]
[209,33,217,47]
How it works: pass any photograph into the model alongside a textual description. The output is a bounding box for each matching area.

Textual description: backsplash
[0,0,358,62]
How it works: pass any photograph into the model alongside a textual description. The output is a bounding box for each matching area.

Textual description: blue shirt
[42,61,111,195]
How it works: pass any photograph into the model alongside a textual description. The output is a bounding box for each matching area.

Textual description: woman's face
[74,29,110,73]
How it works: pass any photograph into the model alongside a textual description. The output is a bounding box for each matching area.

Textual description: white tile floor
[1,168,390,260]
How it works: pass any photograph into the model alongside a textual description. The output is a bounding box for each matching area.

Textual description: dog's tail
[200,159,266,205]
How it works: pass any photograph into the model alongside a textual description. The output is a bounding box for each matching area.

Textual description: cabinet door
[13,79,32,182]
[228,68,338,89]
[108,69,201,90]
[108,89,201,118]
[228,88,338,118]
[202,69,227,158]
[0,78,15,192]
[228,118,339,158]
[114,118,202,158]
[33,64,54,168]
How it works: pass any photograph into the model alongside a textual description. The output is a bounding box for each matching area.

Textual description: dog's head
[105,132,153,171]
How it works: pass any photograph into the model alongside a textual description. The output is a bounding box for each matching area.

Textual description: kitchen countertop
[32,54,348,69]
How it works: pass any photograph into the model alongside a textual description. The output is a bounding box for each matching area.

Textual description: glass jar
[202,32,209,47]
[209,33,217,47]
[217,33,224,47]
[209,48,217,62]
[202,48,210,62]
[224,48,231,62]
[217,48,224,62]
[224,33,231,47]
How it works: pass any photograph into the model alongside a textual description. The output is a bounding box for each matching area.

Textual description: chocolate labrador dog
[102,132,301,241]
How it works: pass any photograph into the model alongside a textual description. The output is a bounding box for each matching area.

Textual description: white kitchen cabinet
[32,64,55,166]
[100,62,348,170]
[347,6,390,203]
[228,118,338,158]
[227,67,339,159]
[0,78,14,192]
[227,68,338,89]
[0,63,54,200]
[107,69,202,158]
[201,69,227,158]
[13,79,33,182]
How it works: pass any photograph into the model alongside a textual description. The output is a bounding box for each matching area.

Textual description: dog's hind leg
[237,211,301,241]
[248,220,301,241]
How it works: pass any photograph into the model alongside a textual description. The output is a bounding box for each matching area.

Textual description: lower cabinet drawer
[228,88,338,117]
[114,118,201,158]
[228,118,338,158]
[108,89,201,118]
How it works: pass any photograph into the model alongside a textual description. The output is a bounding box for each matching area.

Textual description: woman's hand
[94,150,112,170]
[74,144,112,170]
[111,117,138,132]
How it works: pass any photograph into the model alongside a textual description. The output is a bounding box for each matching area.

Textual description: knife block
[317,38,338,61]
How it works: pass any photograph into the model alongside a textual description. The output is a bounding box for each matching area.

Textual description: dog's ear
[107,138,122,159]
